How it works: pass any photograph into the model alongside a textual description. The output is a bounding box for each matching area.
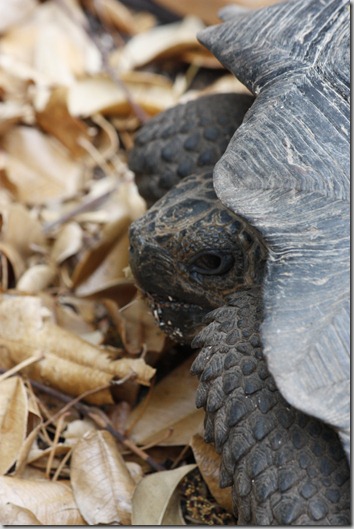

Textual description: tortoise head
[129,171,267,344]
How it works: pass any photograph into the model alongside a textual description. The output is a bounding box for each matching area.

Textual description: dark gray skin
[128,92,350,524]
[130,170,266,344]
[129,170,350,525]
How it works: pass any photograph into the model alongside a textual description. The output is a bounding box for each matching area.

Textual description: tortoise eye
[189,252,234,276]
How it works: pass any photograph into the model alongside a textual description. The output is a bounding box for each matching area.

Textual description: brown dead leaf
[71,430,136,525]
[72,216,131,289]
[190,433,233,513]
[155,0,282,24]
[0,476,85,525]
[36,87,90,158]
[0,294,155,405]
[132,464,196,525]
[0,376,28,475]
[126,354,204,446]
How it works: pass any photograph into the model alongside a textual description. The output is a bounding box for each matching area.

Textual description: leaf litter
[0,0,280,524]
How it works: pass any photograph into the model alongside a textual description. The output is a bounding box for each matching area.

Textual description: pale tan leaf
[131,464,196,525]
[63,418,97,447]
[116,296,166,355]
[114,16,205,73]
[71,430,135,525]
[190,433,233,513]
[0,376,28,475]
[51,222,83,264]
[54,301,97,338]
[0,242,26,282]
[0,294,156,405]
[2,127,84,205]
[17,264,57,294]
[68,73,176,117]
[127,354,204,446]
[0,0,38,33]
[0,503,42,525]
[126,461,144,485]
[0,202,45,259]
[93,0,138,35]
[200,73,251,96]
[0,101,32,135]
[0,2,101,85]
[0,476,85,525]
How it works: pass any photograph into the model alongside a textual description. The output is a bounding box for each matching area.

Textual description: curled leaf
[71,430,136,525]
[132,464,196,525]
[0,376,28,475]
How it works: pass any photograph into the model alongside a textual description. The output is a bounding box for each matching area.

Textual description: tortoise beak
[129,222,175,298]
[129,221,209,344]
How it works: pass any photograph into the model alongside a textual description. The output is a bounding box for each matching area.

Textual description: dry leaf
[127,354,204,446]
[63,418,97,447]
[132,464,196,525]
[0,376,28,475]
[0,0,38,33]
[17,264,57,294]
[0,476,85,525]
[71,216,131,289]
[36,86,90,158]
[68,73,176,117]
[118,296,166,355]
[0,1,101,85]
[114,16,205,73]
[0,503,42,525]
[71,430,136,525]
[51,222,83,264]
[190,433,233,513]
[155,0,282,23]
[2,126,84,205]
[0,202,45,259]
[0,101,32,135]
[89,0,138,35]
[0,294,155,405]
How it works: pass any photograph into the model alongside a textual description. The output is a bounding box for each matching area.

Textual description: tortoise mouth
[144,292,210,344]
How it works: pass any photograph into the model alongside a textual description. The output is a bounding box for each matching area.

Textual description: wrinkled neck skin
[129,171,267,344]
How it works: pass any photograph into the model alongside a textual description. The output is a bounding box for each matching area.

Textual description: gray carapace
[198,0,350,458]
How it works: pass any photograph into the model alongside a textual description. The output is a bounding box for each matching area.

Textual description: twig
[0,353,44,382]
[55,0,149,123]
[0,368,165,472]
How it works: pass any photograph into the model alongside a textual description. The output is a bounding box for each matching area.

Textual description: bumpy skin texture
[129,93,254,206]
[198,0,350,456]
[129,166,351,524]
[191,289,350,525]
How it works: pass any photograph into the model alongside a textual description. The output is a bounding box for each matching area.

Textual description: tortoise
[128,0,350,524]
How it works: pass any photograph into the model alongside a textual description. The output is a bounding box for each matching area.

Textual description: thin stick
[55,0,148,123]
[0,368,165,472]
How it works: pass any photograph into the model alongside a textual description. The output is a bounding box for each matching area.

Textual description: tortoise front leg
[191,288,350,525]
